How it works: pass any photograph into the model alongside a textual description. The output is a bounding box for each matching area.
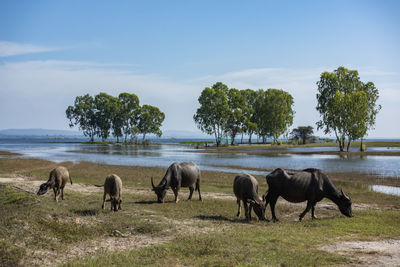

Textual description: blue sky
[1,0,399,137]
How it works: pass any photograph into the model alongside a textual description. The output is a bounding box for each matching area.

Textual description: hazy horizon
[1,1,399,138]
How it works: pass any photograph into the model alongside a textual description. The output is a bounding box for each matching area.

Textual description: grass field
[0,156,399,266]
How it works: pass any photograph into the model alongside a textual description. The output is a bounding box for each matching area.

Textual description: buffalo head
[37,183,50,195]
[338,189,353,217]
[249,199,266,221]
[151,177,167,203]
[107,196,122,212]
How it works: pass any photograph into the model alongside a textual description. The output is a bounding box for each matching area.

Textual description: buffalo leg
[299,201,313,221]
[311,205,317,219]
[236,199,241,217]
[243,201,250,221]
[102,193,106,209]
[55,188,60,202]
[172,187,180,203]
[61,187,64,200]
[196,180,202,201]
[269,194,279,222]
[188,186,194,200]
[248,201,253,220]
[53,188,57,202]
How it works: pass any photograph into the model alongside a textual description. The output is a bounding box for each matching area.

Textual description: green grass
[1,157,400,266]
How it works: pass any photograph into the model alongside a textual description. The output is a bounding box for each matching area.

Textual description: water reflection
[0,142,399,178]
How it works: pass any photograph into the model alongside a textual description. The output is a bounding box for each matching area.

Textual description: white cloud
[0,41,61,57]
[0,60,398,138]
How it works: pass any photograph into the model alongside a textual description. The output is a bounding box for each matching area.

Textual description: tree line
[193,82,294,146]
[194,67,381,151]
[66,92,165,143]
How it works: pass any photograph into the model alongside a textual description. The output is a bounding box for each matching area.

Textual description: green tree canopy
[291,126,314,144]
[254,89,294,144]
[94,93,116,141]
[138,104,165,141]
[240,89,258,143]
[316,67,381,151]
[193,82,230,146]
[66,94,97,142]
[225,88,247,145]
[118,93,140,143]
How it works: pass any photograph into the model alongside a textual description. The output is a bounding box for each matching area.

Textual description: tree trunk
[248,133,252,144]
[346,139,351,152]
[241,133,244,144]
[142,133,146,142]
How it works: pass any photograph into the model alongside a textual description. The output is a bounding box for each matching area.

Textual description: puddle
[371,185,400,196]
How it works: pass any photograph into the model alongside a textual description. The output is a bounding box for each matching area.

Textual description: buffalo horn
[151,176,155,189]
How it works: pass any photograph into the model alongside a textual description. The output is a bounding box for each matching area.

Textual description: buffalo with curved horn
[151,162,202,203]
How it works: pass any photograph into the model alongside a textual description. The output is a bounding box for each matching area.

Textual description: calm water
[0,141,399,178]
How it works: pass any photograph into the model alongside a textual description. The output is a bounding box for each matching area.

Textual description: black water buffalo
[151,162,202,203]
[263,168,353,221]
[233,174,266,221]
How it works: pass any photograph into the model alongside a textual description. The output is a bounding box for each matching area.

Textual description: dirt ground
[322,239,400,266]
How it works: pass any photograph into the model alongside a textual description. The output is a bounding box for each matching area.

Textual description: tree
[316,67,381,151]
[240,89,258,143]
[193,82,230,146]
[254,89,294,144]
[137,104,165,141]
[66,94,97,142]
[225,88,247,145]
[118,93,140,143]
[291,126,314,144]
[94,93,116,141]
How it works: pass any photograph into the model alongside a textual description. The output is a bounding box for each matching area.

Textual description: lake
[0,141,399,178]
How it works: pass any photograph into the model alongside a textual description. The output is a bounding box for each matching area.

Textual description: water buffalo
[263,168,353,221]
[151,162,202,203]
[233,174,266,221]
[95,174,122,212]
[37,166,72,202]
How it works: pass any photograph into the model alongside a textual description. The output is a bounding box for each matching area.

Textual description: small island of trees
[66,92,165,143]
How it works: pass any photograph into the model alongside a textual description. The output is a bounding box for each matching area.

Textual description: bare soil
[322,239,400,266]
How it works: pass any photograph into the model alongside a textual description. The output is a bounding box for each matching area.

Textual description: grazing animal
[233,174,266,221]
[37,166,72,202]
[95,174,122,211]
[263,168,353,221]
[151,162,202,203]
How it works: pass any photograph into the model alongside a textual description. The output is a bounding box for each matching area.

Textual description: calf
[233,174,266,221]
[96,174,122,212]
[37,166,72,202]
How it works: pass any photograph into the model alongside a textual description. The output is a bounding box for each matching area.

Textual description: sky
[0,0,399,138]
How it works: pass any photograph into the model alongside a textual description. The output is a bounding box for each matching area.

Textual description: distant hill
[0,128,83,136]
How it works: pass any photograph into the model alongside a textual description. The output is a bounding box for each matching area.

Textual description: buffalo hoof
[272,218,279,223]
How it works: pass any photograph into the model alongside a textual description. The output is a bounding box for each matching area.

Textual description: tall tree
[226,88,247,145]
[240,89,258,143]
[137,105,165,141]
[291,126,314,144]
[66,94,97,142]
[254,89,294,144]
[118,93,140,143]
[316,67,381,151]
[94,93,117,141]
[193,82,230,146]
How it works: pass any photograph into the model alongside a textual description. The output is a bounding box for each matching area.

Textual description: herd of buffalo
[37,161,353,221]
